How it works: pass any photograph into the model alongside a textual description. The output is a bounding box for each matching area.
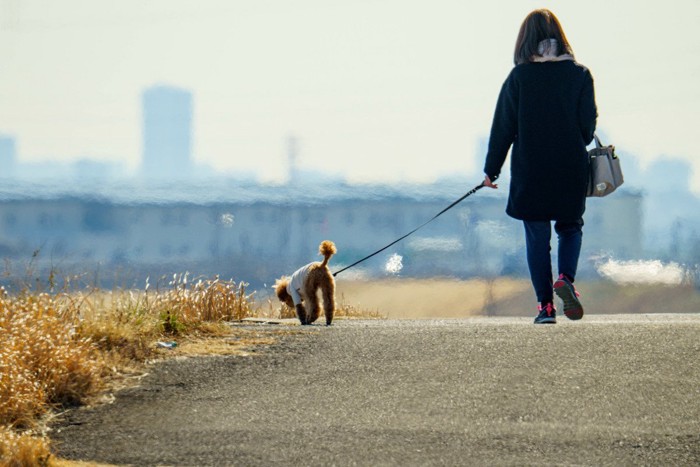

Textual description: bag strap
[594,134,603,148]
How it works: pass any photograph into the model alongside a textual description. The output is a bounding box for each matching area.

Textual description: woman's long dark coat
[484,60,597,222]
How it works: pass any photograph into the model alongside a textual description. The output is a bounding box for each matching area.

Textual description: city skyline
[1,1,699,189]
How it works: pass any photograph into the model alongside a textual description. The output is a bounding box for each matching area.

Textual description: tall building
[287,134,300,184]
[0,134,16,177]
[142,85,193,179]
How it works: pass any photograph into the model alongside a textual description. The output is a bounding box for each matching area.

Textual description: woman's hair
[514,9,574,65]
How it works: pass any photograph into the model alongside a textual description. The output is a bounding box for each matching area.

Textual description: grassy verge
[0,274,315,466]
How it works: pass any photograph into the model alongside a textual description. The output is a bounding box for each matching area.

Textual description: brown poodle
[275,240,337,325]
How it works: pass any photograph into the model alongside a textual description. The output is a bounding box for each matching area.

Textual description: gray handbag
[587,134,623,197]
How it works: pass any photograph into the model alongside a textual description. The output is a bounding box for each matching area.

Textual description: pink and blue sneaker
[554,274,583,320]
[534,302,556,324]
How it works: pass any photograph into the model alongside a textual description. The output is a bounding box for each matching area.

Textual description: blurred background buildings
[0,85,698,290]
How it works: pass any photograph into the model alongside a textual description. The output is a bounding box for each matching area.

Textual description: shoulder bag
[587,134,624,197]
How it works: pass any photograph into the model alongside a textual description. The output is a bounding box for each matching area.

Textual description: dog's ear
[274,277,290,302]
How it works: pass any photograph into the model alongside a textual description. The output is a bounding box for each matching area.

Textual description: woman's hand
[483,175,499,189]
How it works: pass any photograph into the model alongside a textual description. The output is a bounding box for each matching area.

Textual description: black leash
[332,182,486,277]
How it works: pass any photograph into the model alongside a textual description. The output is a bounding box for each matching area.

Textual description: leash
[332,182,486,277]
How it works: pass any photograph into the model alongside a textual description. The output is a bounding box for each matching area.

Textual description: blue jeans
[523,219,583,303]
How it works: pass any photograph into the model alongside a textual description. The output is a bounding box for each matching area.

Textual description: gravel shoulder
[52,314,700,466]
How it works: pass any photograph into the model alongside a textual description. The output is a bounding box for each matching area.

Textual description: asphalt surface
[52,315,700,466]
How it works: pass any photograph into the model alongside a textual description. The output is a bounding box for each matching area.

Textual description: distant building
[0,134,17,177]
[287,134,300,185]
[72,159,125,180]
[0,180,645,287]
[142,85,193,179]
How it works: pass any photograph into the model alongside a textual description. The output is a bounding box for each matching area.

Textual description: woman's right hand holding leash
[483,175,499,189]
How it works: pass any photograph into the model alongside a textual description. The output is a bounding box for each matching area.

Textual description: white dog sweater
[286,262,315,306]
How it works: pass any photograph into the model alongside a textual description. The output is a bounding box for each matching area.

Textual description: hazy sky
[1,0,699,188]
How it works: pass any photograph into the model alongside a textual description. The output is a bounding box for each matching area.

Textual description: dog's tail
[319,240,337,267]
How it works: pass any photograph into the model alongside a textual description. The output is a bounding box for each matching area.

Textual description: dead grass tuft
[0,426,51,467]
[335,294,384,319]
[0,291,102,429]
[148,274,256,333]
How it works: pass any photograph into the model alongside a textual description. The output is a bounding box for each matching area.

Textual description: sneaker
[553,274,583,320]
[534,302,556,324]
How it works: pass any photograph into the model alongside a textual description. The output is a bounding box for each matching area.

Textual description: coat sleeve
[287,267,305,305]
[289,286,302,306]
[484,70,518,180]
[578,69,597,145]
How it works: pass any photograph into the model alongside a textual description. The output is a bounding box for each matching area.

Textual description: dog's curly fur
[275,240,337,325]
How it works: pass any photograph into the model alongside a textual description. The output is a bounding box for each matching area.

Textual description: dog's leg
[322,277,336,326]
[302,280,320,324]
[306,292,320,324]
[295,304,308,325]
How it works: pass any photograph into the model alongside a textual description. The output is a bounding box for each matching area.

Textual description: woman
[483,9,597,324]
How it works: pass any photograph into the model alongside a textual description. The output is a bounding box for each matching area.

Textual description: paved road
[53,315,700,466]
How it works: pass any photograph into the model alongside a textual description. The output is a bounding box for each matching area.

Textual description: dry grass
[336,277,700,318]
[0,291,102,429]
[335,293,384,319]
[0,427,51,467]
[0,272,380,465]
[171,333,279,357]
[335,277,528,319]
[50,461,117,467]
[0,274,262,466]
[150,274,257,330]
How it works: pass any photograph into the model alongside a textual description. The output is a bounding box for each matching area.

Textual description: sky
[1,0,699,189]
